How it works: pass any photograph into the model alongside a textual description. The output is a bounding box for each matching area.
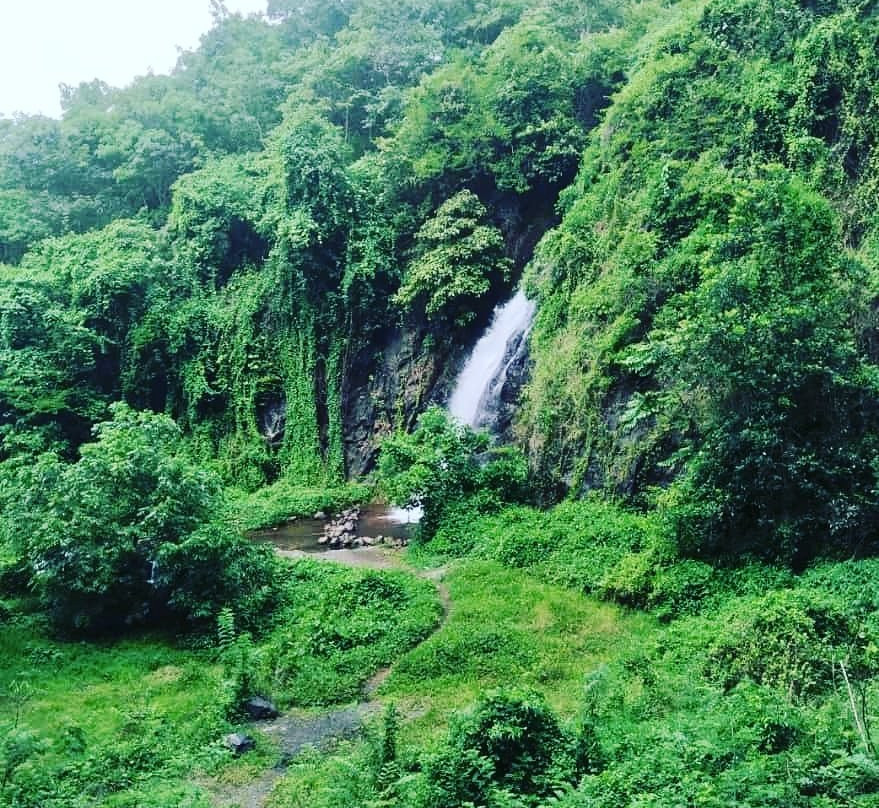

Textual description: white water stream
[447,290,536,429]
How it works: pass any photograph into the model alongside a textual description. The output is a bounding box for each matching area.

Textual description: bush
[415,689,586,808]
[707,589,853,698]
[4,404,276,632]
[648,560,715,619]
[379,407,528,541]
[157,524,279,630]
[224,479,369,532]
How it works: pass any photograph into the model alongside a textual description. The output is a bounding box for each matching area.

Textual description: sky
[0,0,268,118]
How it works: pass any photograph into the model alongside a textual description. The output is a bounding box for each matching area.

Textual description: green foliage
[428,499,669,604]
[224,479,369,532]
[379,406,527,539]
[519,0,879,567]
[644,169,879,561]
[0,404,274,632]
[256,559,441,706]
[394,190,511,326]
[0,616,226,807]
[415,689,584,808]
[707,589,855,698]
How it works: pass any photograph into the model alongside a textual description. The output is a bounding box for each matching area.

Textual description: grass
[259,558,444,707]
[264,558,659,807]
[265,507,879,808]
[0,609,223,807]
[0,556,442,807]
[7,496,879,808]
[380,559,655,744]
[224,480,370,532]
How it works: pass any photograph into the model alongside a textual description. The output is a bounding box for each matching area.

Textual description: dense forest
[2,0,879,806]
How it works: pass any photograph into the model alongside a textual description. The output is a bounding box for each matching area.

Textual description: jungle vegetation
[3,0,879,806]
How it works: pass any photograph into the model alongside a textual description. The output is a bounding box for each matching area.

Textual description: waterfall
[448,290,536,431]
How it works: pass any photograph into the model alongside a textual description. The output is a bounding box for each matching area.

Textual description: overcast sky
[0,0,268,118]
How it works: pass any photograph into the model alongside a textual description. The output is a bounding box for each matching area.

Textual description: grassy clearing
[264,559,657,807]
[378,559,654,742]
[267,510,879,808]
[0,555,441,808]
[256,558,443,707]
[0,608,223,807]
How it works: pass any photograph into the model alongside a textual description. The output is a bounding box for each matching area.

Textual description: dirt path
[204,546,450,808]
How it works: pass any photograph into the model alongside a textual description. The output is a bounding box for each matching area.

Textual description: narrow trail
[204,545,451,808]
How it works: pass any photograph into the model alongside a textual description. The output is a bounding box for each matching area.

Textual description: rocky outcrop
[341,326,464,477]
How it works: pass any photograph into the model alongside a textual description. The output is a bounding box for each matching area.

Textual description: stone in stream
[225,733,256,755]
[313,511,327,519]
[243,696,279,720]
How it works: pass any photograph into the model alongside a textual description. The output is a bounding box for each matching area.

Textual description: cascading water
[448,290,536,431]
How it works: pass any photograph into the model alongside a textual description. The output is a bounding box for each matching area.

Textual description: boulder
[225,733,255,755]
[243,696,279,720]
[313,511,327,519]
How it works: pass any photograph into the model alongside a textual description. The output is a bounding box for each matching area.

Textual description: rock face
[339,194,555,477]
[243,696,279,721]
[341,328,459,478]
[225,733,255,755]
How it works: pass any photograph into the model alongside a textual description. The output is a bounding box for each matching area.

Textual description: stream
[249,504,422,553]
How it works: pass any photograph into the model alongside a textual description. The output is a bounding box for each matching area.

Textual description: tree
[645,170,879,563]
[394,190,511,326]
[5,404,275,632]
[379,406,489,538]
[379,406,527,539]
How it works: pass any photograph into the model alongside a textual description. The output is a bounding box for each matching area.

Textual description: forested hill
[2,0,879,565]
[1,0,613,488]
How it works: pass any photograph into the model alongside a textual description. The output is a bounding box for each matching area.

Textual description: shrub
[5,404,276,632]
[157,524,279,630]
[707,589,853,698]
[648,560,715,619]
[415,689,586,808]
[379,407,529,540]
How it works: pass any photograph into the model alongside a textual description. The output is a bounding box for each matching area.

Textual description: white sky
[0,0,268,118]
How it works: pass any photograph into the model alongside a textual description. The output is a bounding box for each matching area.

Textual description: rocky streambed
[249,504,422,553]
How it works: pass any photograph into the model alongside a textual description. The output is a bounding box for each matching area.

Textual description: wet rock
[225,733,255,755]
[243,696,279,720]
[313,511,327,520]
